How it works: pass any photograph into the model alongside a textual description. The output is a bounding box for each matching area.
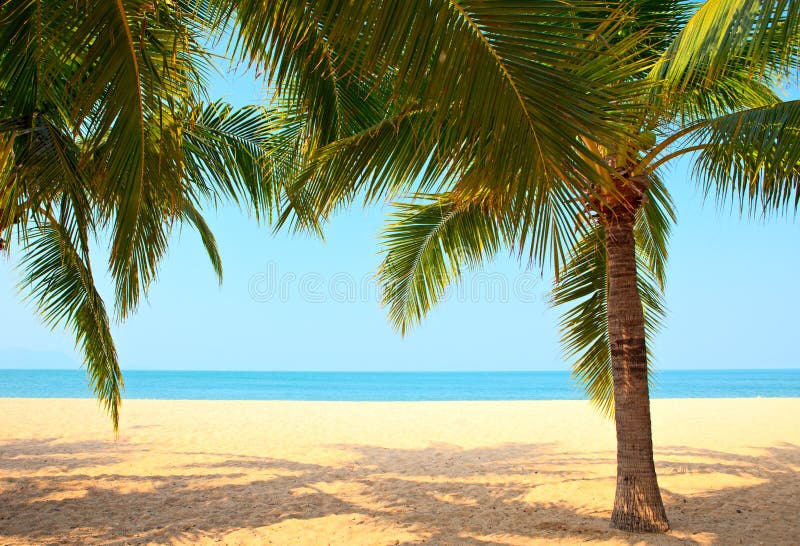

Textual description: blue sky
[1,64,798,372]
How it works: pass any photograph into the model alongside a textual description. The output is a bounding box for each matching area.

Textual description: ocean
[0,369,798,400]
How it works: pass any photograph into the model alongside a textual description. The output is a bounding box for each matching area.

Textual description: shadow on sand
[0,437,798,545]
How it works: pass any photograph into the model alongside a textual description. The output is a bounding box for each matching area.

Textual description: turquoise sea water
[0,369,798,400]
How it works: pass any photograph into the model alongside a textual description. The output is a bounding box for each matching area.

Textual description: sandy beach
[0,398,797,545]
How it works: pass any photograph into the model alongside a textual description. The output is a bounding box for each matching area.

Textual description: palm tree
[227,0,800,532]
[0,0,279,428]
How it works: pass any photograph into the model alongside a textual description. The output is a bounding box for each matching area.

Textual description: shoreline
[1,398,798,545]
[1,395,799,402]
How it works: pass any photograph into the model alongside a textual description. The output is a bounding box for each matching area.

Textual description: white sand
[0,398,798,545]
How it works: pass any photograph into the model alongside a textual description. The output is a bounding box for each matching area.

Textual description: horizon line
[1,367,798,373]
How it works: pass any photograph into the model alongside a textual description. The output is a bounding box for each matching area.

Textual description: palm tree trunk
[605,213,670,532]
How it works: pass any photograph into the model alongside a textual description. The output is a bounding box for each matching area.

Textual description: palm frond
[6,0,213,319]
[634,172,676,288]
[378,195,509,334]
[657,65,781,127]
[650,0,800,92]
[182,101,280,221]
[19,213,122,429]
[689,100,800,214]
[181,201,222,283]
[230,0,656,198]
[285,109,441,220]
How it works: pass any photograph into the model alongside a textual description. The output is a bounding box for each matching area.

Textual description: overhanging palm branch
[650,0,800,93]
[182,101,282,222]
[691,100,800,213]
[279,25,655,273]
[19,214,122,429]
[228,0,658,218]
[225,0,643,140]
[0,0,215,318]
[378,195,510,334]
[181,201,223,282]
[1,1,282,427]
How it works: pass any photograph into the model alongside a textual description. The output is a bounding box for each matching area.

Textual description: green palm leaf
[229,0,654,198]
[19,215,122,429]
[690,100,800,213]
[650,0,800,92]
[182,101,285,223]
[181,201,223,283]
[378,195,509,334]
